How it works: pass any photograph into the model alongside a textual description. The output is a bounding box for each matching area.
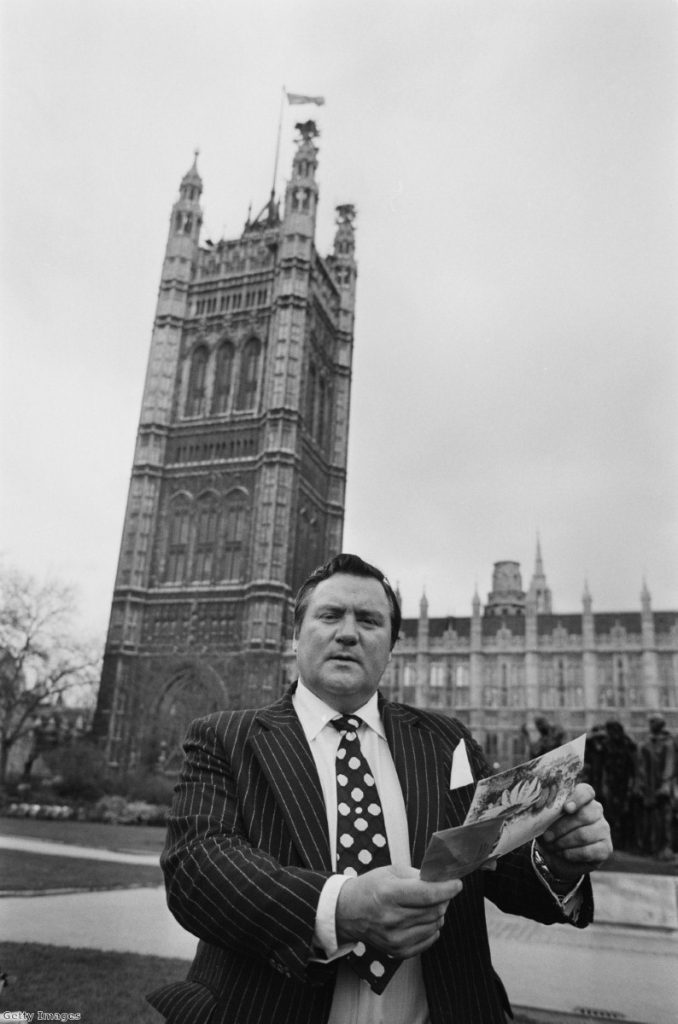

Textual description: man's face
[295,573,393,713]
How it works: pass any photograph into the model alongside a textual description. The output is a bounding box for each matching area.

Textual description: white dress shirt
[292,681,430,1024]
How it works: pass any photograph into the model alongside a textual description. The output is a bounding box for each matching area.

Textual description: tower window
[165,501,191,583]
[317,377,326,448]
[222,496,247,580]
[185,346,208,417]
[236,339,261,411]
[212,342,234,415]
[306,363,316,434]
[193,498,219,581]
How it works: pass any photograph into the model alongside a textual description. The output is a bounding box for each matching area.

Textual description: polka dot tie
[331,714,401,994]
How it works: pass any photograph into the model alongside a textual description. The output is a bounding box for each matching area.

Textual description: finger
[378,899,450,934]
[374,918,446,958]
[396,879,462,908]
[546,820,611,853]
[561,783,595,815]
[543,799,604,843]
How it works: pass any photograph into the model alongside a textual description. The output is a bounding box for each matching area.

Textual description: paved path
[0,834,159,865]
[1,886,195,960]
[2,836,677,1023]
[486,902,678,1024]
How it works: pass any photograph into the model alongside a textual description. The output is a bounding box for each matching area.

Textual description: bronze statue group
[531,713,676,862]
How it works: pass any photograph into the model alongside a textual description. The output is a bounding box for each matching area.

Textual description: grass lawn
[0,816,166,855]
[0,942,185,1023]
[0,848,162,892]
[0,943,571,1024]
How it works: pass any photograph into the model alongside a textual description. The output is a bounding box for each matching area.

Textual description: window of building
[193,497,219,581]
[236,338,261,411]
[556,658,567,707]
[430,663,446,688]
[165,500,191,583]
[317,377,326,448]
[484,733,498,760]
[185,346,208,417]
[212,342,234,414]
[222,495,247,580]
[306,362,316,433]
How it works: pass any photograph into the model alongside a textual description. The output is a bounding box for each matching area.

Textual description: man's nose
[336,614,358,644]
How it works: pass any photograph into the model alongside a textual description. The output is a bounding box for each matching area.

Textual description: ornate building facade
[93,124,357,769]
[368,544,678,768]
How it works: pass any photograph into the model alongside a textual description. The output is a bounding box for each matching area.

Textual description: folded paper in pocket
[449,738,474,790]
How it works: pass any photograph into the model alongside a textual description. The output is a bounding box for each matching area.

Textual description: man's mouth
[329,653,358,663]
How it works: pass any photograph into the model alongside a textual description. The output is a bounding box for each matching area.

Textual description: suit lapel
[381,699,449,868]
[250,692,333,872]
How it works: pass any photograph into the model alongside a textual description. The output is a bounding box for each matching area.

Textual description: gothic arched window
[212,341,234,414]
[185,346,208,417]
[306,363,316,434]
[236,338,261,411]
[165,498,191,583]
[193,495,219,581]
[221,494,247,580]
[317,377,326,448]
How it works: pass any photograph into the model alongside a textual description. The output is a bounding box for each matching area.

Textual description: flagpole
[271,85,286,202]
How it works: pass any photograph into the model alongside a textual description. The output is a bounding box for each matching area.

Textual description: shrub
[119,770,176,806]
[45,739,112,802]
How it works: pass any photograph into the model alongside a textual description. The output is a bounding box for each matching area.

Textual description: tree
[0,566,101,787]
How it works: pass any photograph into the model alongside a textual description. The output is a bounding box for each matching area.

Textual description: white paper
[420,733,586,881]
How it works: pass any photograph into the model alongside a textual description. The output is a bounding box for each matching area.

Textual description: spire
[165,153,203,261]
[419,588,429,618]
[180,149,203,197]
[641,578,652,614]
[582,580,593,615]
[527,536,552,614]
[535,534,544,575]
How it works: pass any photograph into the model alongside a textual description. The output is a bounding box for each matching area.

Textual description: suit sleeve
[161,715,332,981]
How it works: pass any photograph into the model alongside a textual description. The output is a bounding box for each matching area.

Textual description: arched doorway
[153,661,227,774]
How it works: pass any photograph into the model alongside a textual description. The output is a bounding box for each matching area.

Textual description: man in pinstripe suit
[149,554,612,1024]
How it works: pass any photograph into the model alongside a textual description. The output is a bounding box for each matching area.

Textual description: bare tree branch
[0,565,102,785]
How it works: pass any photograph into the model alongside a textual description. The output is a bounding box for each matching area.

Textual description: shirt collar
[294,679,385,743]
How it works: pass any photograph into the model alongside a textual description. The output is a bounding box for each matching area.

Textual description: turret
[330,204,358,334]
[167,151,203,254]
[282,121,320,238]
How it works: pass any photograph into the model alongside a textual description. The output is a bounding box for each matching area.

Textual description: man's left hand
[537,782,612,882]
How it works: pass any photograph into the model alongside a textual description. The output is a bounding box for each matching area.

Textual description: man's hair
[293,553,402,648]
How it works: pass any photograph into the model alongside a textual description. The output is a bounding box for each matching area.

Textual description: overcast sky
[1,0,677,636]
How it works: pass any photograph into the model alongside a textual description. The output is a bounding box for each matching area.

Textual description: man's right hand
[335,865,463,959]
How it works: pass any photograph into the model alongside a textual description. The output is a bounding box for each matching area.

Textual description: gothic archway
[153,661,227,774]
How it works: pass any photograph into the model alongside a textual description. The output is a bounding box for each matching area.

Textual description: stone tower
[93,124,357,769]
[485,561,526,616]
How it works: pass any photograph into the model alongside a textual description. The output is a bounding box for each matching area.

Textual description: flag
[286,92,325,106]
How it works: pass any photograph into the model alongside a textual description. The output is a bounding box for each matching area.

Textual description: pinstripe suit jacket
[148,687,593,1024]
